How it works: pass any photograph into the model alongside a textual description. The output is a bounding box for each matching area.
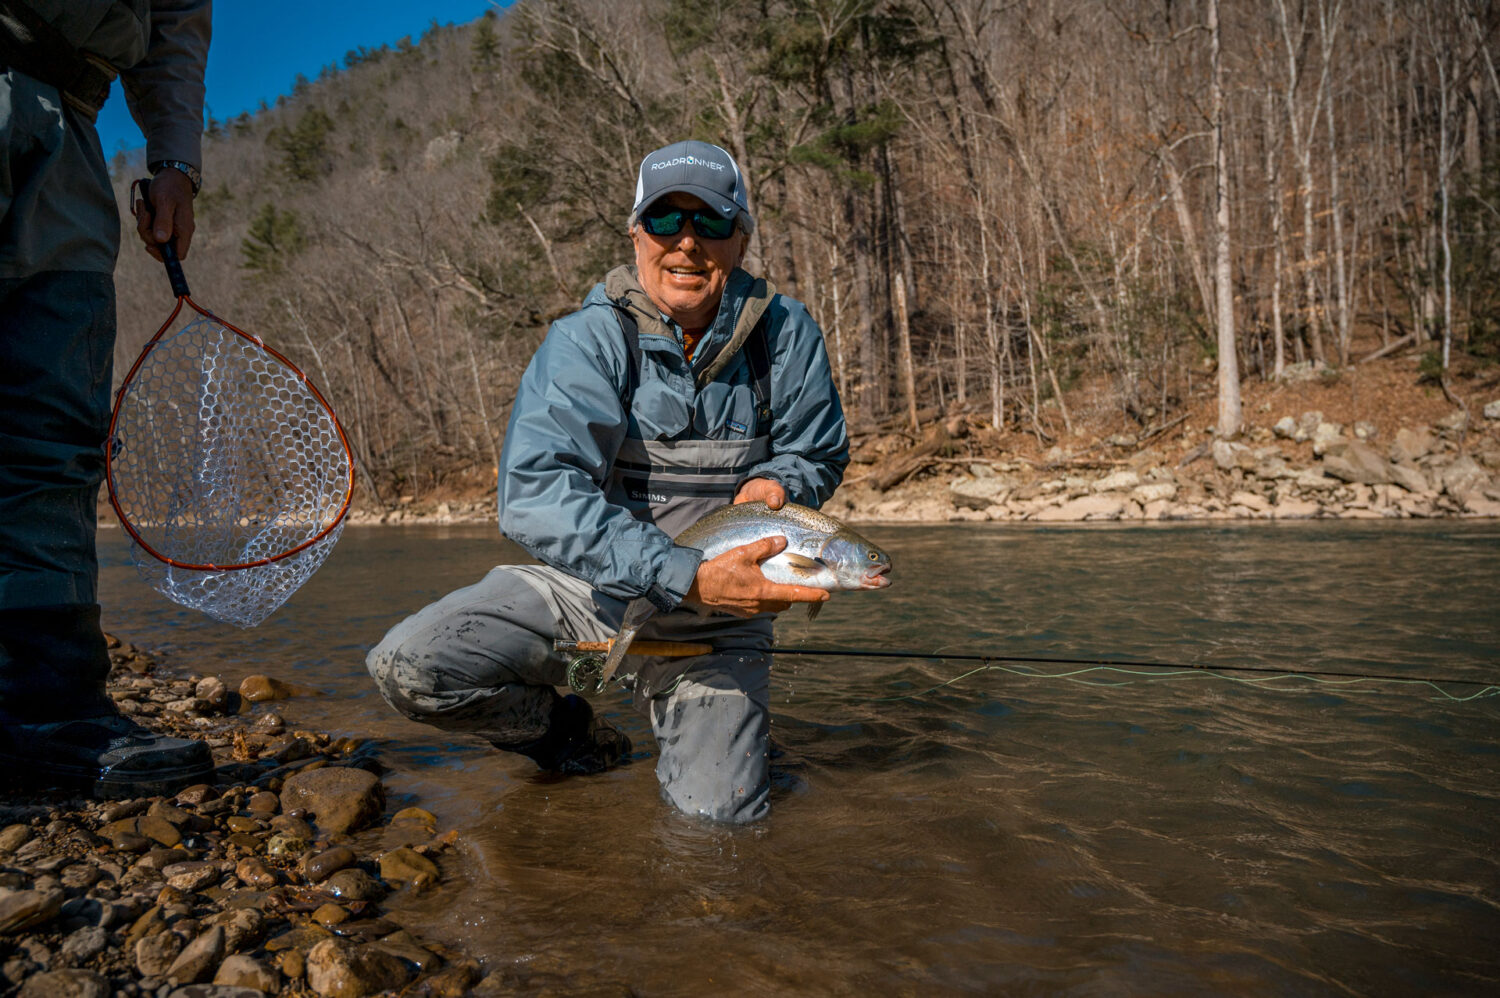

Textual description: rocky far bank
[343,391,1500,528]
[0,639,492,998]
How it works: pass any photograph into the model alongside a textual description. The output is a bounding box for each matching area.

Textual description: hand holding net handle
[131,176,192,299]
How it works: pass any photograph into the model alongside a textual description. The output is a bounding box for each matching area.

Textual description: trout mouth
[861,563,892,589]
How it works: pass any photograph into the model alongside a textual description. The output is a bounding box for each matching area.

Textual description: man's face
[632,192,748,333]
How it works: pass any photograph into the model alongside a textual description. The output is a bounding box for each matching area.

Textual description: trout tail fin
[599,597,658,687]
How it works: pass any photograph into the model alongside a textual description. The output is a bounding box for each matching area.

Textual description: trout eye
[868,551,879,561]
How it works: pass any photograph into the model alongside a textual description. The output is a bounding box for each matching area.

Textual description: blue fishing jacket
[498,265,848,611]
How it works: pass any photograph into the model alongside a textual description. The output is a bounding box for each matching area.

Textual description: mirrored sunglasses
[639,205,737,240]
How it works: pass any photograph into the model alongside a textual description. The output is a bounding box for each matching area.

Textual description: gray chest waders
[564,307,775,692]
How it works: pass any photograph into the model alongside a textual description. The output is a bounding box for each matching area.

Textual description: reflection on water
[98,522,1500,995]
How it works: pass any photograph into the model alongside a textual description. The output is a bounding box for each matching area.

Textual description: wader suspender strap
[0,1,116,122]
[613,307,774,432]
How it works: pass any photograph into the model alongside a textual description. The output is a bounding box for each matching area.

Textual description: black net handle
[130,176,191,299]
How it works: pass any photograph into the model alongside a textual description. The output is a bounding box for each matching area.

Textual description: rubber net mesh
[109,316,351,628]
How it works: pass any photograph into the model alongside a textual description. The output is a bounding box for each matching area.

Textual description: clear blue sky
[96,1,502,156]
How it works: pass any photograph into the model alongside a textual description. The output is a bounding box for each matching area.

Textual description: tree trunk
[1211,0,1241,436]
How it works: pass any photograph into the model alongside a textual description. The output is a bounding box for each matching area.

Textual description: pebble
[312,902,349,926]
[303,845,357,883]
[233,857,277,889]
[245,791,281,814]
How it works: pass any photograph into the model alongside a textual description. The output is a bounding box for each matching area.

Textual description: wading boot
[504,693,631,775]
[0,604,213,797]
[0,713,213,798]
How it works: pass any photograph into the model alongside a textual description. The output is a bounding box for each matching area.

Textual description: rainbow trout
[597,502,892,686]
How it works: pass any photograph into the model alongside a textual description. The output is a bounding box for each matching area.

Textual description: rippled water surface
[98,522,1500,995]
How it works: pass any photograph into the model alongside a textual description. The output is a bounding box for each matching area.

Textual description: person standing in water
[367,140,848,823]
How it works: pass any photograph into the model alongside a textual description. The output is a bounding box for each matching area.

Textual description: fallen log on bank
[867,415,968,491]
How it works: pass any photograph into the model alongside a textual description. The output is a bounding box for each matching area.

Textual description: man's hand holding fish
[684,478,832,618]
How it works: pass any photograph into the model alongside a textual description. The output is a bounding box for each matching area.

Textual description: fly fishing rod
[555,639,1500,701]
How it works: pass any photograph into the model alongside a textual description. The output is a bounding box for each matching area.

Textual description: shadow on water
[97,521,1500,995]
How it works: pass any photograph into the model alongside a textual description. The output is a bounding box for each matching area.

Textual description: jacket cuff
[650,544,704,611]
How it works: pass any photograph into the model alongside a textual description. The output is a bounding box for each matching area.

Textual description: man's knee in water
[365,637,442,723]
[652,682,771,824]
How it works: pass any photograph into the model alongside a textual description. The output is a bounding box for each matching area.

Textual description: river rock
[166,924,224,984]
[1311,421,1344,455]
[194,676,230,709]
[0,887,63,934]
[305,938,414,998]
[16,969,109,998]
[1092,470,1140,493]
[1485,399,1500,420]
[1272,498,1322,519]
[378,847,439,888]
[1389,426,1434,464]
[0,825,31,855]
[164,861,221,893]
[1294,469,1339,491]
[58,925,110,964]
[1031,495,1125,522]
[204,906,266,954]
[240,675,296,701]
[1388,463,1430,494]
[214,953,281,992]
[1272,415,1298,439]
[950,476,1009,509]
[1212,439,1253,471]
[136,929,183,976]
[417,963,482,997]
[390,807,437,827]
[233,857,277,889]
[1229,491,1271,514]
[137,815,183,848]
[1441,456,1491,498]
[1322,441,1395,485]
[322,869,386,902]
[246,791,281,814]
[303,846,357,883]
[279,767,382,836]
[1133,482,1177,504]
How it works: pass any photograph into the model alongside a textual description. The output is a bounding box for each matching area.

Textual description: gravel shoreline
[0,637,491,998]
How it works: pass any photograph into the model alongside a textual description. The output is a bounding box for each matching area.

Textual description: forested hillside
[110,0,1500,506]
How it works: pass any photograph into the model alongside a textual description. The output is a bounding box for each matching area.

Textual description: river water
[98,521,1500,995]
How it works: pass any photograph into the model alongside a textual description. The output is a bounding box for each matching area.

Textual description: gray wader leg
[0,271,117,721]
[650,649,771,824]
[365,567,565,746]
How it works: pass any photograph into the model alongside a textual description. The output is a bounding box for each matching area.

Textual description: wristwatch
[149,159,202,197]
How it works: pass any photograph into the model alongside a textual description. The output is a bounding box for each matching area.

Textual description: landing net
[106,314,354,627]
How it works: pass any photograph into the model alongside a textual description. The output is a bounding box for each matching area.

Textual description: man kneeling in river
[365,141,848,823]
